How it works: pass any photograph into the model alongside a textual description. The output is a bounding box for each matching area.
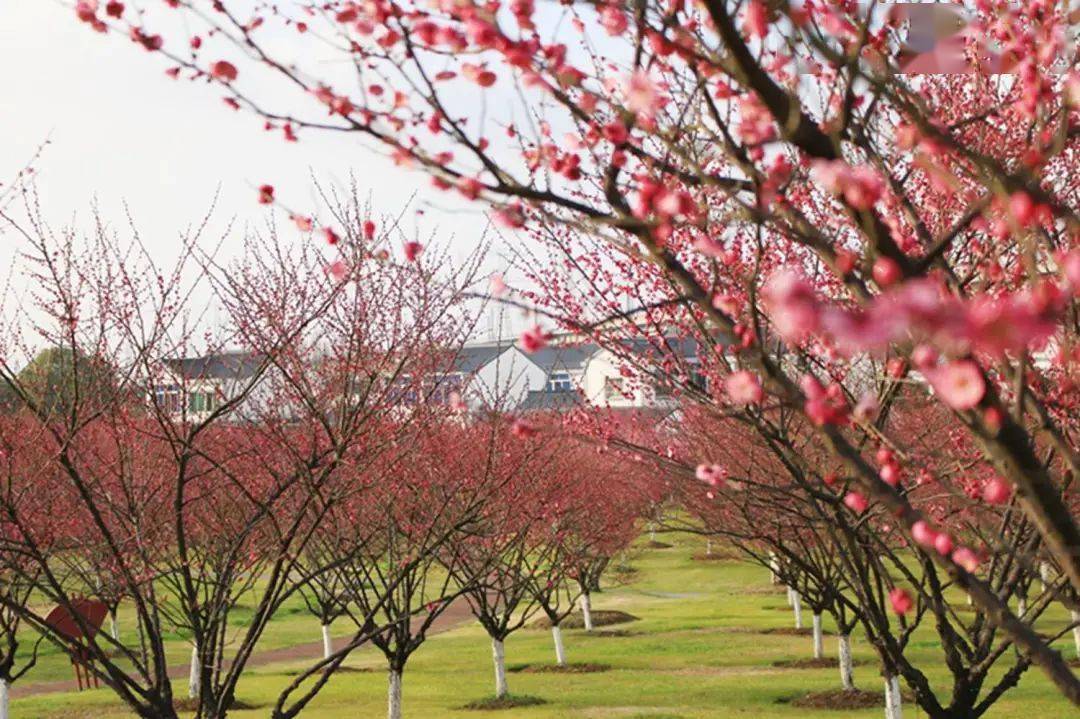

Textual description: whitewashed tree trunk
[838,635,854,690]
[785,586,794,606]
[792,593,803,629]
[1018,597,1027,617]
[1040,562,1052,592]
[321,624,333,660]
[552,625,566,666]
[884,675,903,719]
[188,643,200,699]
[0,678,9,719]
[769,552,780,584]
[1071,609,1080,658]
[648,523,656,542]
[705,538,712,556]
[580,593,594,632]
[492,638,508,698]
[387,669,403,719]
[109,610,119,641]
[812,614,824,659]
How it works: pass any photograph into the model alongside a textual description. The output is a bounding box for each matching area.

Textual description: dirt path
[12,600,475,699]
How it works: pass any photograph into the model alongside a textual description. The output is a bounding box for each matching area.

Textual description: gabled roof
[527,344,596,374]
[164,351,263,381]
[518,389,582,412]
[449,341,517,374]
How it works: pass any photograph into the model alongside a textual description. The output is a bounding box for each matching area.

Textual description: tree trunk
[110,609,119,641]
[387,669,403,719]
[812,614,824,659]
[491,638,508,698]
[552,625,566,666]
[705,538,712,556]
[0,678,8,719]
[838,634,854,690]
[1072,610,1080,658]
[884,674,903,719]
[769,552,780,584]
[786,586,794,606]
[321,624,333,660]
[580,593,594,632]
[188,643,200,700]
[1040,562,1052,592]
[1018,597,1027,617]
[792,592,803,629]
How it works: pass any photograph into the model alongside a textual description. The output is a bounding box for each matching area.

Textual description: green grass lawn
[13,533,1077,718]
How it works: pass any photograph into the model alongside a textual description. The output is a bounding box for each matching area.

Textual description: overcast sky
[4,2,505,287]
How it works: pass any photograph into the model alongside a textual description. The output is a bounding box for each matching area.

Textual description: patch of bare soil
[772,657,869,669]
[508,662,611,674]
[741,585,789,595]
[461,695,547,710]
[784,688,884,709]
[645,540,673,549]
[531,610,639,630]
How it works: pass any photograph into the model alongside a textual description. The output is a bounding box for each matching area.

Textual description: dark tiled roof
[518,389,582,411]
[449,342,516,374]
[165,352,263,381]
[527,344,596,374]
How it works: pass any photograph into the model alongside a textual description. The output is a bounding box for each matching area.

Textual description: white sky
[1,2,514,329]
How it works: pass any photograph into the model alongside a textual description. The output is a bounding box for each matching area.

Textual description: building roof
[527,344,596,374]
[448,341,518,375]
[164,351,263,381]
[518,389,582,412]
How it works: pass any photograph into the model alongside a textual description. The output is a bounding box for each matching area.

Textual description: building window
[603,377,626,400]
[154,387,182,413]
[547,372,573,392]
[689,369,709,392]
[188,391,219,413]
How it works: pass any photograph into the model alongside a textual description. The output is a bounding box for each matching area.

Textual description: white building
[153,334,706,419]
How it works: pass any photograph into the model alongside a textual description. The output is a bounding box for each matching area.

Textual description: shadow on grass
[275,665,375,676]
[173,697,264,711]
[725,626,832,637]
